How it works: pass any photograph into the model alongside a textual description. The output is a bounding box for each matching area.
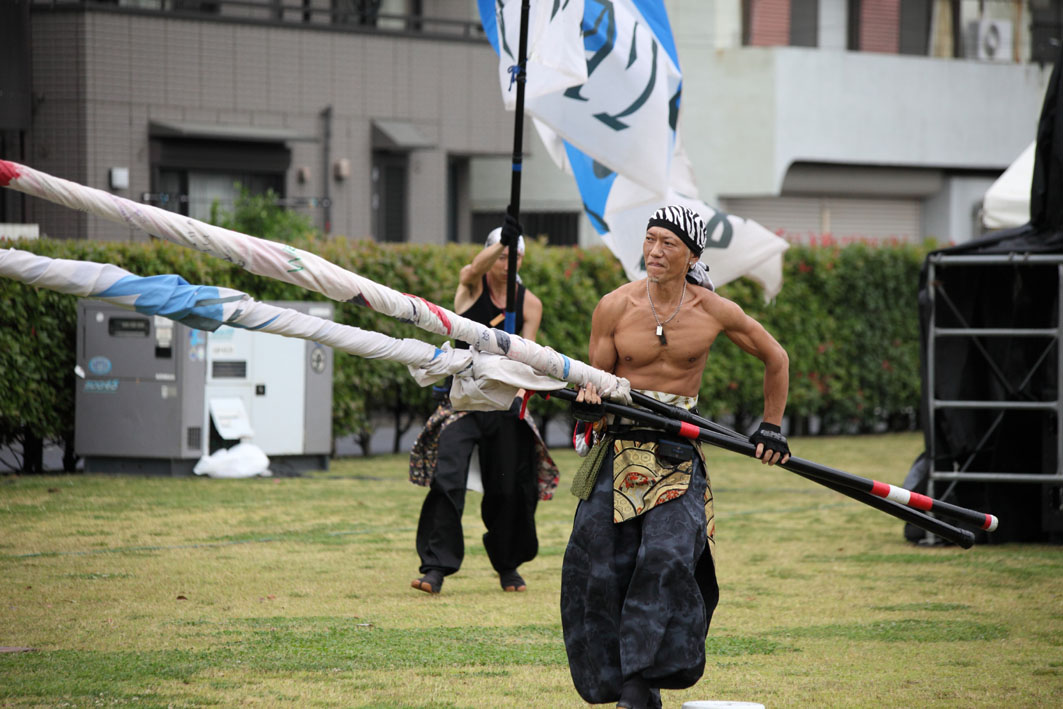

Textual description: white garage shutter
[827,197,921,242]
[722,195,921,244]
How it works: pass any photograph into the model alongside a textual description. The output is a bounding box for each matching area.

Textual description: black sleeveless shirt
[455,276,525,350]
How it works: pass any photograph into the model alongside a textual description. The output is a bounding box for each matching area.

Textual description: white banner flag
[484,0,587,109]
[479,0,789,298]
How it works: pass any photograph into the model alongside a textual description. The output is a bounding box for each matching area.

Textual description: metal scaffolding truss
[926,253,1063,507]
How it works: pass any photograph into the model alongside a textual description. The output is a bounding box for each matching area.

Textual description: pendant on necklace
[656,325,667,346]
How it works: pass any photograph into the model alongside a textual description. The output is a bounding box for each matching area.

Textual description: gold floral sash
[611,438,694,522]
[569,388,715,559]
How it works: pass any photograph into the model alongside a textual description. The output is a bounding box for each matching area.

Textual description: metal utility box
[75,302,207,474]
[75,300,333,475]
[204,301,333,473]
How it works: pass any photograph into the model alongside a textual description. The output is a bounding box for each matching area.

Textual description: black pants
[560,447,719,704]
[415,405,539,576]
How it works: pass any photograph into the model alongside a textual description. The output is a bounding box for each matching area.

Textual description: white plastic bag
[193,442,271,479]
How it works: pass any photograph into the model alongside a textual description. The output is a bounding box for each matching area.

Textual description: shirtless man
[561,205,790,709]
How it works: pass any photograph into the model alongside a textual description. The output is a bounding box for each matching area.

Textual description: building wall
[923,174,998,244]
[678,45,1051,204]
[26,5,512,242]
[24,13,90,241]
[490,0,1053,248]
[21,1,1057,250]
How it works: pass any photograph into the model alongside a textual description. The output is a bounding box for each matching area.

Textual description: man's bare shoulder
[593,280,641,318]
[601,280,643,305]
[523,288,544,324]
[691,286,743,318]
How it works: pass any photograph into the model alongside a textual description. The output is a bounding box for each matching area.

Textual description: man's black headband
[646,205,707,256]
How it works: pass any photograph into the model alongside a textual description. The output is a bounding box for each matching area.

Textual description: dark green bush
[0,237,928,469]
[706,239,928,434]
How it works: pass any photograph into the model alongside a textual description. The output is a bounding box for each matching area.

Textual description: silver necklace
[646,277,686,346]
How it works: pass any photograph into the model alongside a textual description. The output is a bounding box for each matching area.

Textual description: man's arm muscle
[715,297,789,424]
[521,291,543,342]
[454,243,504,311]
[588,291,626,374]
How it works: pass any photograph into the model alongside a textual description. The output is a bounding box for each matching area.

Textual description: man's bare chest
[613,305,718,368]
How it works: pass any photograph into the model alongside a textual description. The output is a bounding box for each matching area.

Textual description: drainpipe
[320,105,332,234]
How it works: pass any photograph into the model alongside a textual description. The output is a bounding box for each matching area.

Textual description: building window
[743,0,1046,62]
[447,156,469,244]
[156,170,284,222]
[743,0,818,47]
[472,211,580,247]
[744,0,791,46]
[332,0,383,26]
[171,1,221,14]
[149,137,290,221]
[333,0,423,30]
[846,0,931,55]
[1031,0,1063,66]
[372,151,408,243]
[849,0,901,53]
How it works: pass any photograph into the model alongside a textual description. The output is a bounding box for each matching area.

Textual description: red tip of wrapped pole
[984,514,999,532]
[0,160,19,186]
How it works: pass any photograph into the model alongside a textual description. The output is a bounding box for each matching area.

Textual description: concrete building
[2,0,518,245]
[2,1,1060,248]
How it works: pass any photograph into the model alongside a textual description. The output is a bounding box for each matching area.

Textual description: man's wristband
[749,422,789,455]
[571,399,606,423]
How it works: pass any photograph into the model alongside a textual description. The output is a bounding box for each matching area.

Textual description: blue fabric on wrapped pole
[94,274,232,331]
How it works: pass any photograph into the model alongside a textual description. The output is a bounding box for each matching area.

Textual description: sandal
[410,569,443,594]
[499,569,527,592]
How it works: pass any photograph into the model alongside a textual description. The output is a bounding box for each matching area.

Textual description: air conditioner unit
[969,19,1013,62]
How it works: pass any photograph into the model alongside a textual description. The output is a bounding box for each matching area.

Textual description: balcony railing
[742,0,1061,66]
[30,0,489,41]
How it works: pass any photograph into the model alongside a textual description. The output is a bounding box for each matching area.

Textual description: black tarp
[909,49,1063,544]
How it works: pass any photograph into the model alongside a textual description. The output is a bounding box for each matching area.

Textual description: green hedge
[707,240,928,434]
[0,237,928,469]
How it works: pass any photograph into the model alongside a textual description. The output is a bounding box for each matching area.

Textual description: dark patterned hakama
[408,398,559,577]
[561,443,719,705]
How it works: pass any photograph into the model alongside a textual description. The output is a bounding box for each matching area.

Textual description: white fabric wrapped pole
[0,248,566,407]
[0,160,630,405]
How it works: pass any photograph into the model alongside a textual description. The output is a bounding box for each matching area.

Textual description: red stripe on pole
[870,481,891,498]
[406,295,452,334]
[908,491,934,511]
[983,514,994,531]
[678,422,700,439]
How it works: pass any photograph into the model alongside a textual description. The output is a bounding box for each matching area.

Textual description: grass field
[2,431,1062,708]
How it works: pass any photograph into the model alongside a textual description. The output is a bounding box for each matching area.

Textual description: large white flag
[479,0,789,298]
[487,0,587,108]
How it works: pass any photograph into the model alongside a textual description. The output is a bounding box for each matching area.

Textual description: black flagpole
[504,0,531,335]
